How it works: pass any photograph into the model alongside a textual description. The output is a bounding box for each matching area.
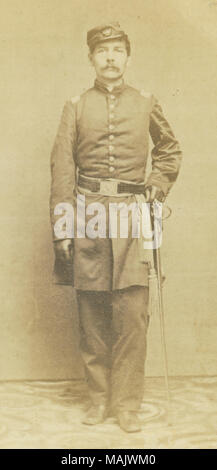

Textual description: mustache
[103,65,119,71]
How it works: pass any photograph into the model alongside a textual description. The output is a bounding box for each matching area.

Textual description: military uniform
[50,23,182,422]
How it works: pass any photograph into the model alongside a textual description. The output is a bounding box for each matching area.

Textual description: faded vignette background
[0,0,216,383]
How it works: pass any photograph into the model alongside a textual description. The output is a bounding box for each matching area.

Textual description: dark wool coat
[50,79,182,289]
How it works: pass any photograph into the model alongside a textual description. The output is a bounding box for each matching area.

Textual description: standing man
[50,22,182,433]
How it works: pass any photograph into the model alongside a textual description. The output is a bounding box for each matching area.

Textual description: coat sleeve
[146,95,182,197]
[49,100,77,241]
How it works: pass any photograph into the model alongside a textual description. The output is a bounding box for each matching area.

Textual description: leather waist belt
[78,174,145,196]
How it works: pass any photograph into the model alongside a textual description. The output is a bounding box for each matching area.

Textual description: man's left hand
[144,185,165,202]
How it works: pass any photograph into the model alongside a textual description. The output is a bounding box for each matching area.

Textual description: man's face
[89,39,130,82]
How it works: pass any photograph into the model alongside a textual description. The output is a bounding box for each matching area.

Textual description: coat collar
[94,78,126,95]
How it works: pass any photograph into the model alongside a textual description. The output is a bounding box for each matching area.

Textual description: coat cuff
[145,175,172,196]
[52,258,73,285]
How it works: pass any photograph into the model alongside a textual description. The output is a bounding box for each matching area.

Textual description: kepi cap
[87,22,130,54]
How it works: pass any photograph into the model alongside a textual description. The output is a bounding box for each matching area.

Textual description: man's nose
[106,50,115,61]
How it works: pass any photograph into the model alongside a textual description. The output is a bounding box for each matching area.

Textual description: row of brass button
[108,93,116,172]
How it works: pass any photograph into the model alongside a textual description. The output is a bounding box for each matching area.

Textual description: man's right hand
[54,239,73,263]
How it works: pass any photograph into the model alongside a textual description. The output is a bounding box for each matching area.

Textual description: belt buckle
[100,179,118,195]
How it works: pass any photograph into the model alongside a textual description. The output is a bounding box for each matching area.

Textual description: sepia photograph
[0,0,216,458]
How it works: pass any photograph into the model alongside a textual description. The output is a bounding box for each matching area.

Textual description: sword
[150,200,171,403]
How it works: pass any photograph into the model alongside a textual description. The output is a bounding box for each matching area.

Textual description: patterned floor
[0,377,216,449]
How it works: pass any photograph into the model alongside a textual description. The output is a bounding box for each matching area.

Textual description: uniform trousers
[76,285,149,414]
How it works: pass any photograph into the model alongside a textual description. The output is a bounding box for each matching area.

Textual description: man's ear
[126,56,131,68]
[88,52,94,66]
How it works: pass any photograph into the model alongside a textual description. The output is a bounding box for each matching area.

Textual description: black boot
[117,410,141,433]
[82,403,108,425]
